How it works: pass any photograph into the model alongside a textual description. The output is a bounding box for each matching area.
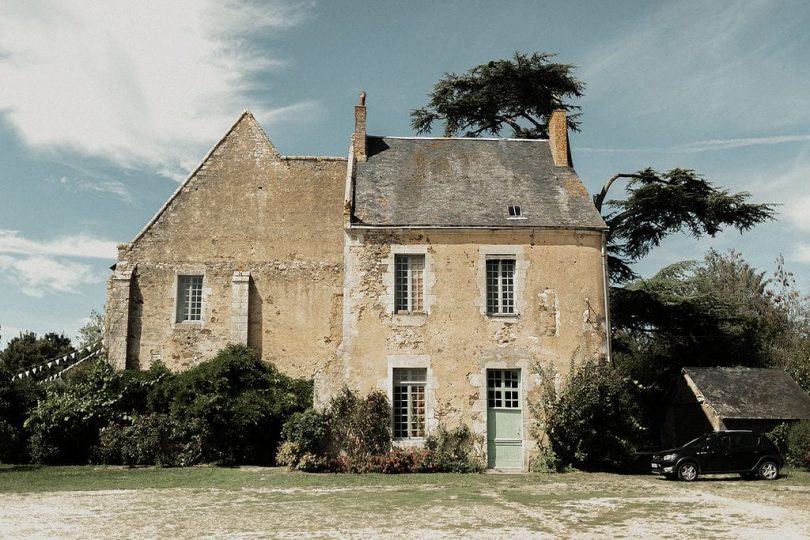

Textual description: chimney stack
[354,91,367,162]
[548,109,571,167]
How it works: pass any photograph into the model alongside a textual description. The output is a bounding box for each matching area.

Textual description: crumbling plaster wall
[104,113,345,378]
[333,228,608,465]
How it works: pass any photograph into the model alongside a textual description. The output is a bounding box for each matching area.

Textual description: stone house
[104,95,610,469]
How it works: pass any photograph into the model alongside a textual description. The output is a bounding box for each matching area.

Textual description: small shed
[665,367,810,446]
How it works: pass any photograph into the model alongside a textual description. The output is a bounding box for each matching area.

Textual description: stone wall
[330,228,608,467]
[104,112,346,378]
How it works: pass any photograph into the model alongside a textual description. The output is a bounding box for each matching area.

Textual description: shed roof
[352,136,607,230]
[684,367,810,420]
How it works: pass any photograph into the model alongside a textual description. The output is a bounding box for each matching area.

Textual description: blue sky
[1,0,809,346]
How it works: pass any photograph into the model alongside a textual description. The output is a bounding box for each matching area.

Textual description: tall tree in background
[0,332,74,373]
[411,52,584,138]
[411,52,774,283]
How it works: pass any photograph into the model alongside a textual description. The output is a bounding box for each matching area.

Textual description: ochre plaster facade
[105,112,346,378]
[105,104,609,469]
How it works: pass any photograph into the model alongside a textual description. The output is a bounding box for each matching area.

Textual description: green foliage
[282,409,328,456]
[604,169,774,283]
[529,446,564,473]
[24,357,165,464]
[76,309,104,349]
[772,421,810,470]
[96,413,208,467]
[539,359,645,471]
[611,250,810,446]
[424,424,485,473]
[0,361,44,463]
[325,387,392,465]
[0,331,74,373]
[157,344,312,465]
[411,51,583,138]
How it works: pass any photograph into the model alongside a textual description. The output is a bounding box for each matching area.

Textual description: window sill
[487,313,520,320]
[393,438,426,448]
[392,313,428,326]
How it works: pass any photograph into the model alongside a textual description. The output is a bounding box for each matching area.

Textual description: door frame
[485,367,525,470]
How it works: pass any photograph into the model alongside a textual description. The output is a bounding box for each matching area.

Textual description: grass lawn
[2,465,810,537]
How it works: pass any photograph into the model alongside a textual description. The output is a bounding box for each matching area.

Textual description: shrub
[530,446,564,473]
[25,357,165,464]
[324,387,391,464]
[0,368,43,463]
[95,413,209,467]
[159,344,311,465]
[367,447,435,474]
[424,424,485,473]
[787,420,810,470]
[540,359,646,471]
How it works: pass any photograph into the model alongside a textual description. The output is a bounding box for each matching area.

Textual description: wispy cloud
[792,244,810,264]
[579,134,810,154]
[0,230,117,259]
[46,175,132,202]
[581,1,810,134]
[0,1,316,173]
[0,255,103,297]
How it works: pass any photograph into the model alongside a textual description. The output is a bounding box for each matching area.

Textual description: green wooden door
[487,369,523,469]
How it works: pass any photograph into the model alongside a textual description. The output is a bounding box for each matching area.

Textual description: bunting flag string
[8,341,103,382]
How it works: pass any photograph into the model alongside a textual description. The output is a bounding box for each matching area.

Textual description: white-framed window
[486,258,516,315]
[393,367,426,438]
[176,275,203,322]
[487,369,520,409]
[394,254,425,314]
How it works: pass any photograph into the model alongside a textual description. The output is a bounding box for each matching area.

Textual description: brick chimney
[548,109,571,167]
[353,91,367,162]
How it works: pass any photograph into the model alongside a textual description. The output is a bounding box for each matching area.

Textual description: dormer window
[507,204,523,219]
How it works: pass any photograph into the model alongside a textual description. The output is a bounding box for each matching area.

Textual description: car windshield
[682,435,710,447]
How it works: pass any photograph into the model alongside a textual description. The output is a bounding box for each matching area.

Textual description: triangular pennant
[48,362,53,368]
[24,370,30,376]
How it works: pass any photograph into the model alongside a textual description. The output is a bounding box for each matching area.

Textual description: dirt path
[2,472,809,538]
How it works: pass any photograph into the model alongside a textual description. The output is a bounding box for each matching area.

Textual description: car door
[697,432,731,472]
[729,432,758,471]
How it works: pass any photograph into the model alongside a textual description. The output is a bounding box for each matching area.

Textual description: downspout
[601,229,612,364]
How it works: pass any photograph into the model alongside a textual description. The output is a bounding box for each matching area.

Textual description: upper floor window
[177,275,203,322]
[486,258,515,315]
[394,254,425,314]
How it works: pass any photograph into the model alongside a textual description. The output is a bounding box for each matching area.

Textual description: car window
[731,432,755,449]
[707,433,729,449]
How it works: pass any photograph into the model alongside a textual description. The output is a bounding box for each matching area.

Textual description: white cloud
[0,0,315,172]
[579,134,810,154]
[46,175,132,202]
[792,244,810,264]
[785,195,810,232]
[0,230,117,259]
[0,255,103,297]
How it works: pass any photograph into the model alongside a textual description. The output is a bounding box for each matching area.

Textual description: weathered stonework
[104,103,609,470]
[331,229,607,465]
[105,112,346,376]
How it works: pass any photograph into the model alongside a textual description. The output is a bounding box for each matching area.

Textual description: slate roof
[352,136,607,229]
[684,367,810,420]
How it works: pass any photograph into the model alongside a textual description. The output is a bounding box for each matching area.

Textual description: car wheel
[677,462,698,482]
[757,460,779,480]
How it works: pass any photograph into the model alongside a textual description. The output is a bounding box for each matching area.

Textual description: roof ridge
[370,135,550,142]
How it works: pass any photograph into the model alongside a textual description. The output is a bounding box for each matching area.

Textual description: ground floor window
[393,367,426,438]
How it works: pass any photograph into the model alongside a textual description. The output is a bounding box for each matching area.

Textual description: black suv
[651,430,783,481]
